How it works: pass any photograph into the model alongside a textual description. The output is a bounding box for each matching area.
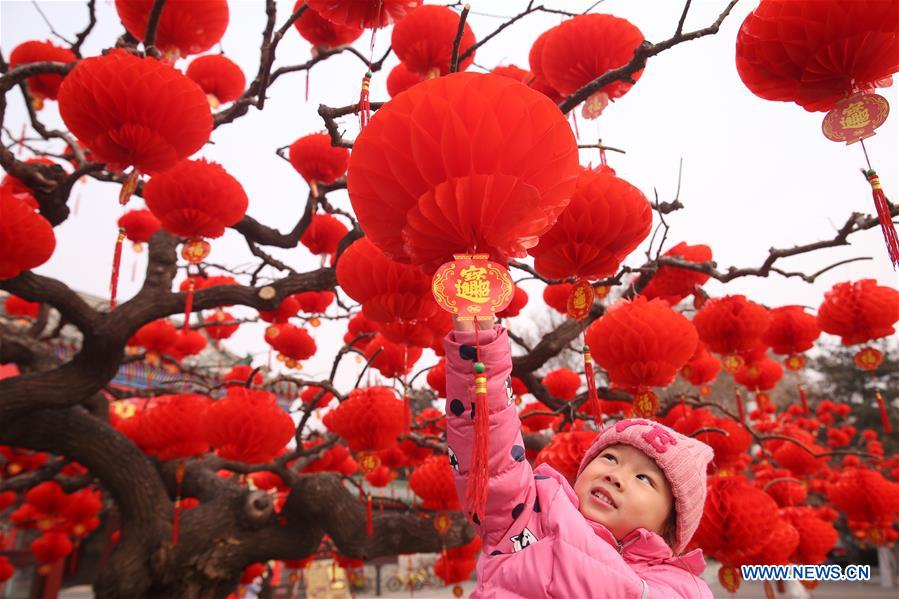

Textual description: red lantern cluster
[293,1,363,49]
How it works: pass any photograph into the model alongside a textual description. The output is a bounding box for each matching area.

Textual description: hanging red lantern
[734,357,784,392]
[114,0,229,58]
[817,279,899,349]
[763,426,827,476]
[301,213,348,260]
[679,343,721,387]
[185,54,246,107]
[30,532,73,574]
[533,431,597,486]
[336,237,436,323]
[763,305,821,370]
[205,310,239,340]
[362,334,422,378]
[586,296,698,390]
[57,49,212,176]
[265,323,317,367]
[378,308,449,348]
[827,467,899,542]
[519,401,560,433]
[118,209,161,248]
[0,557,13,583]
[426,358,447,398]
[131,319,178,355]
[365,465,397,488]
[496,284,528,319]
[258,296,300,324]
[343,312,378,351]
[0,186,56,279]
[293,1,363,48]
[640,242,713,305]
[305,0,421,29]
[294,290,335,315]
[300,386,335,409]
[673,409,751,472]
[781,507,839,564]
[542,368,581,400]
[4,295,40,319]
[539,15,645,118]
[391,5,476,77]
[409,455,460,511]
[322,386,405,453]
[348,72,579,273]
[693,295,771,372]
[205,388,294,463]
[530,167,651,280]
[138,394,210,460]
[386,63,425,97]
[9,41,77,110]
[543,282,574,315]
[223,364,262,386]
[169,329,208,359]
[288,133,350,197]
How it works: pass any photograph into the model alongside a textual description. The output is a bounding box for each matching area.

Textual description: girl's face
[573,444,674,542]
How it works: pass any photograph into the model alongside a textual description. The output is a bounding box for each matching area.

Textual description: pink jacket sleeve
[444,325,537,549]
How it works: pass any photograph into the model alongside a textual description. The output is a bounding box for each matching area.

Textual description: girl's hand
[452,313,494,332]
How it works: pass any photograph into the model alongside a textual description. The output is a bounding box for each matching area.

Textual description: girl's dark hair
[663,506,678,550]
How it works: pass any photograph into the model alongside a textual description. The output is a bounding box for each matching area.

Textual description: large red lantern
[305,0,422,29]
[288,133,350,197]
[734,357,784,392]
[735,0,899,112]
[0,186,56,279]
[539,15,645,117]
[408,455,460,511]
[115,0,229,58]
[185,54,246,107]
[57,49,212,176]
[204,388,294,464]
[9,41,77,110]
[391,5,476,77]
[130,319,177,355]
[293,1,363,49]
[322,386,405,453]
[530,167,651,280]
[348,72,579,273]
[692,295,771,372]
[640,242,713,305]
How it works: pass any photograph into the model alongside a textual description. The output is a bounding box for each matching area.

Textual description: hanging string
[109,226,126,310]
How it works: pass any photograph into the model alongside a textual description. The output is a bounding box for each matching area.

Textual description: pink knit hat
[576,418,714,554]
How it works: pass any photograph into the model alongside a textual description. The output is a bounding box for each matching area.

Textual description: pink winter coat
[444,326,714,599]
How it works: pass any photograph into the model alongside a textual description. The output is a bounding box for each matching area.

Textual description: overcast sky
[2,0,897,389]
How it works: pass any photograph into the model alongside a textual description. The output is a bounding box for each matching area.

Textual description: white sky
[1,0,897,390]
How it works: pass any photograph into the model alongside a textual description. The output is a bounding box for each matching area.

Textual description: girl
[445,317,715,598]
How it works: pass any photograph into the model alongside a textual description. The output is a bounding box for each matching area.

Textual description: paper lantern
[426,359,447,398]
[734,357,784,392]
[115,0,229,57]
[305,0,422,29]
[343,312,378,350]
[533,431,597,486]
[9,41,77,108]
[301,213,348,258]
[641,242,713,305]
[679,343,721,387]
[118,209,161,245]
[170,329,208,359]
[204,310,239,340]
[542,368,581,400]
[258,295,300,323]
[530,167,651,280]
[322,386,405,452]
[57,49,212,174]
[735,0,899,112]
[138,394,210,460]
[782,507,839,563]
[586,297,698,389]
[542,282,573,315]
[348,72,579,272]
[386,63,424,97]
[264,323,316,365]
[540,14,645,116]
[131,319,177,354]
[300,385,335,409]
[496,284,528,318]
[0,556,14,583]
[409,454,460,511]
[185,54,246,106]
[362,334,421,378]
[293,1,363,48]
[205,388,294,463]
[391,5,476,77]
[222,364,262,386]
[0,186,56,279]
[294,290,335,315]
[817,279,899,346]
[763,305,821,369]
[4,295,40,318]
[288,133,350,196]
[527,28,564,103]
[519,401,560,433]
[693,295,771,371]
[30,532,73,571]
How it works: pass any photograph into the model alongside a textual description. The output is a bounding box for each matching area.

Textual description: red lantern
[57,49,212,175]
[519,401,560,433]
[343,312,378,350]
[300,386,335,409]
[185,54,246,107]
[4,295,40,319]
[365,465,398,488]
[362,334,422,378]
[539,15,645,117]
[322,386,405,452]
[527,29,564,104]
[408,455,460,511]
[386,63,424,97]
[586,297,698,389]
[673,409,751,472]
[543,283,573,315]
[763,427,827,476]
[531,167,651,280]
[348,72,579,273]
[205,388,294,463]
[735,0,899,112]
[392,5,476,77]
[734,357,784,392]
[223,364,262,386]
[265,323,316,365]
[378,308,450,348]
[762,305,820,369]
[496,284,529,319]
[258,296,300,324]
[817,279,899,346]
[305,0,421,29]
[679,343,721,387]
[118,209,161,246]
[288,133,350,197]
[115,0,229,58]
[0,186,56,279]
[131,319,178,355]
[781,507,839,564]
[1,157,57,204]
[30,532,73,573]
[301,213,348,259]
[9,41,77,109]
[293,1,363,48]
[204,310,239,340]
[542,368,581,400]
[641,242,712,305]
[0,556,15,583]
[828,467,899,536]
[427,358,447,398]
[294,290,335,315]
[534,431,597,486]
[693,295,771,371]
[138,394,210,460]
[336,237,435,323]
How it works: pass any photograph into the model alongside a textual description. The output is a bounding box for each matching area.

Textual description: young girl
[445,317,715,598]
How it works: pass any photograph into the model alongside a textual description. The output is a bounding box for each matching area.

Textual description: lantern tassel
[798,383,809,415]
[735,389,745,423]
[109,227,126,310]
[172,461,185,546]
[366,493,373,536]
[358,71,372,129]
[182,278,195,332]
[874,389,891,434]
[863,169,899,268]
[466,325,490,521]
[584,345,602,429]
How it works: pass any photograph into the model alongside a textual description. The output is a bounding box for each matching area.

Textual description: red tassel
[466,358,489,521]
[874,389,892,433]
[358,71,372,129]
[109,227,126,310]
[366,493,373,536]
[864,169,899,267]
[403,391,411,435]
[735,389,745,423]
[583,345,603,429]
[182,278,195,332]
[172,461,185,546]
[798,383,809,415]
